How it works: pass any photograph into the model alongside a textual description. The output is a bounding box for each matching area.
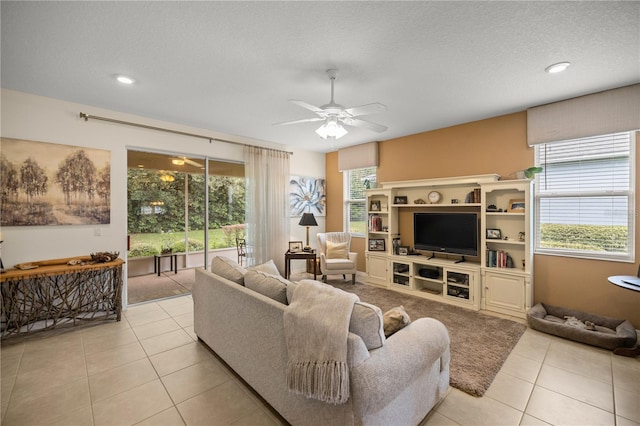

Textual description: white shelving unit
[365,188,394,286]
[481,179,534,318]
[364,174,534,317]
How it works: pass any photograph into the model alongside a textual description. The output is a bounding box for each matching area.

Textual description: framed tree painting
[0,138,111,226]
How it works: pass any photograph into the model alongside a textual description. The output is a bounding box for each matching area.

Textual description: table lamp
[298,212,318,251]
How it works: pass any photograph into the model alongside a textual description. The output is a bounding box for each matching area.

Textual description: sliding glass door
[126,149,245,302]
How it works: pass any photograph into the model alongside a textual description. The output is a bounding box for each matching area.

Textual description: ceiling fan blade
[343,117,388,133]
[172,157,203,167]
[184,158,203,167]
[289,99,325,113]
[344,102,387,117]
[273,117,325,126]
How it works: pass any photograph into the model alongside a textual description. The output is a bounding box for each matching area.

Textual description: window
[344,167,376,235]
[535,131,635,261]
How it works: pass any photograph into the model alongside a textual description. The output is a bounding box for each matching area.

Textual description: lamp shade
[298,213,318,227]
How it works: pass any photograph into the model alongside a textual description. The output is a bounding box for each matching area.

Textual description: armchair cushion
[323,258,356,271]
[326,240,349,259]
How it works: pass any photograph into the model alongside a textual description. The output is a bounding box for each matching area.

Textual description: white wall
[1,89,325,297]
[288,149,326,253]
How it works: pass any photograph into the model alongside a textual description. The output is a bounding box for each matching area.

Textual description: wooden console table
[0,258,124,339]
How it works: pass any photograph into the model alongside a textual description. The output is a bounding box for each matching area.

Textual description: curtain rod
[78,112,293,155]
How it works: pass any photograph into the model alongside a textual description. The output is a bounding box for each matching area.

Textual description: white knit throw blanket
[284,280,359,405]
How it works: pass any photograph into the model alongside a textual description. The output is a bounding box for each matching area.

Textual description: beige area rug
[328,279,527,397]
[127,268,195,304]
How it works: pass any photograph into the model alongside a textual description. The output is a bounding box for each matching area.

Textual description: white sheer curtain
[244,146,290,273]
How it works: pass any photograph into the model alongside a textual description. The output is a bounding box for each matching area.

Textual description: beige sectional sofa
[193,257,450,426]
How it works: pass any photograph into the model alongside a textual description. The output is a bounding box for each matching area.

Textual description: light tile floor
[1,293,638,426]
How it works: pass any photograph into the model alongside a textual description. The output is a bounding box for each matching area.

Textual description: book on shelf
[369,214,383,232]
[486,249,513,268]
[465,188,481,204]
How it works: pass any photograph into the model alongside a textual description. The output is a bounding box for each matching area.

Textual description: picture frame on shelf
[486,228,502,239]
[369,239,386,251]
[288,241,303,253]
[370,200,381,212]
[398,246,409,255]
[394,196,408,205]
[507,198,525,212]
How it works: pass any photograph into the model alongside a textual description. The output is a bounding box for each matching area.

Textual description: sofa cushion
[248,259,281,276]
[211,256,246,285]
[383,305,411,337]
[351,301,386,350]
[287,280,385,350]
[326,240,349,259]
[244,269,290,304]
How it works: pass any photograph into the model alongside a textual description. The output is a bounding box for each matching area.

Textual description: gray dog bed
[527,303,637,350]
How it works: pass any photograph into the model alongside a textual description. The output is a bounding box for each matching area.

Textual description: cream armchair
[317,232,358,284]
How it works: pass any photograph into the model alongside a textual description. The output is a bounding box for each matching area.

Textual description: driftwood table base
[1,258,123,339]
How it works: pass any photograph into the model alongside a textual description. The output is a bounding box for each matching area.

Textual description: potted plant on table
[160,231,174,254]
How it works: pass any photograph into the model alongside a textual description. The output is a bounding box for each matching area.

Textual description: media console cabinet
[366,174,533,318]
[0,258,124,338]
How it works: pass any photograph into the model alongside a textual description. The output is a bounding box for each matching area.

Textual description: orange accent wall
[326,112,640,327]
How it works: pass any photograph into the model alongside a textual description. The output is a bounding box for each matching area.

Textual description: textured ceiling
[2,1,639,153]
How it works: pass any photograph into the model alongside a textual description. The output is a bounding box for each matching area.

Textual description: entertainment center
[365,174,533,318]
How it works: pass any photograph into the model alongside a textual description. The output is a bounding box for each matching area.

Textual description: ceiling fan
[275,69,388,139]
[171,156,203,168]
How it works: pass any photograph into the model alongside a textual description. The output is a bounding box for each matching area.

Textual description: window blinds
[535,132,633,258]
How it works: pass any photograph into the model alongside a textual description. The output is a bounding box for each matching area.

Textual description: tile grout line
[80,327,98,426]
[129,301,183,426]
[519,335,550,424]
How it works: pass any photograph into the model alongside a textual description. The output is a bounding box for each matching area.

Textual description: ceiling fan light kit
[276,69,388,140]
[315,117,348,139]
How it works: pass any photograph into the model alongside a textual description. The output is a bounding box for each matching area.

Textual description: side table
[154,253,178,276]
[285,250,316,280]
[608,275,640,357]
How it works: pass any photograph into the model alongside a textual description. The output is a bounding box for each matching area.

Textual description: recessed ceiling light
[545,62,571,74]
[116,75,135,84]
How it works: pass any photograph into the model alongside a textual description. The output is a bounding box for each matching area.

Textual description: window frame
[534,131,636,262]
[343,167,376,237]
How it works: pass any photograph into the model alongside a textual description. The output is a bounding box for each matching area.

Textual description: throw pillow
[248,259,281,276]
[350,301,386,350]
[326,240,349,259]
[211,256,247,285]
[244,269,290,304]
[383,305,411,337]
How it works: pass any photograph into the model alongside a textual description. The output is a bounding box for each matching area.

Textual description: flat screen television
[413,212,478,258]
